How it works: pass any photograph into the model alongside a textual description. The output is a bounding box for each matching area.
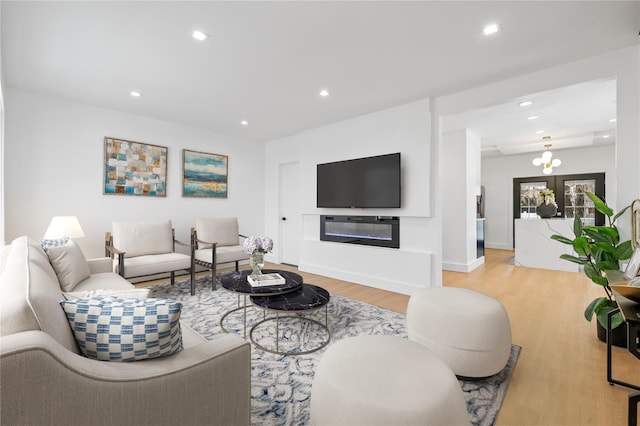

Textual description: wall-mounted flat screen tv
[317,153,401,208]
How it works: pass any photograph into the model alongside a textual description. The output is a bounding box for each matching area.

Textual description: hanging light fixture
[532,137,561,175]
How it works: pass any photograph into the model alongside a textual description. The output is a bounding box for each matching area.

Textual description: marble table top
[250,284,330,312]
[219,269,303,296]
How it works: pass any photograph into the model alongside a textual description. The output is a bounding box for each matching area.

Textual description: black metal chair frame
[190,228,247,293]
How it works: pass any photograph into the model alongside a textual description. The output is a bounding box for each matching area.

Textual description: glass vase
[250,252,264,275]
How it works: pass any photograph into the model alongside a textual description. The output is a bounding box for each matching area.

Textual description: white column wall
[442,129,483,272]
[265,99,439,295]
[4,89,265,258]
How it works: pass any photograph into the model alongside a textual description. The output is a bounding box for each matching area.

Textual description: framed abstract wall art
[182,149,228,198]
[103,137,167,196]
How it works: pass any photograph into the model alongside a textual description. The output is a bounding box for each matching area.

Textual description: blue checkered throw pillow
[60,296,183,361]
[41,236,70,252]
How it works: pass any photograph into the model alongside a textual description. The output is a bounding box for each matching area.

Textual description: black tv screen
[317,153,401,208]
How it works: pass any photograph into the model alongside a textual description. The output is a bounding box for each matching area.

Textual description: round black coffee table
[219,269,302,337]
[249,283,331,355]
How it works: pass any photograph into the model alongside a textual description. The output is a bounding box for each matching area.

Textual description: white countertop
[514,218,578,272]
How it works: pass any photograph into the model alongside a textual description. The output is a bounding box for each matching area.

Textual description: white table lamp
[43,216,85,239]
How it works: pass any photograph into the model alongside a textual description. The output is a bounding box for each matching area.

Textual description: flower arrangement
[243,236,273,255]
[538,189,557,207]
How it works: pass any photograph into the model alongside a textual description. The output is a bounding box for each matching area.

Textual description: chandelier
[532,137,561,175]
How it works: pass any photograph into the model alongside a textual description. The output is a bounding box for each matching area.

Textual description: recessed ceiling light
[535,130,545,134]
[192,30,210,41]
[319,89,330,97]
[609,118,617,123]
[519,101,533,107]
[240,120,248,126]
[130,91,141,97]
[483,24,499,35]
[527,115,539,120]
[603,134,610,138]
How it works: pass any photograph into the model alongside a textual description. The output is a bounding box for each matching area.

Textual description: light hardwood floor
[150,249,638,425]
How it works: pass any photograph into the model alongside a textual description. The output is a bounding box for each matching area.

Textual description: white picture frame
[623,247,640,280]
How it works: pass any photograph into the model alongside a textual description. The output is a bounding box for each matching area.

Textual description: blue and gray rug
[150,276,520,426]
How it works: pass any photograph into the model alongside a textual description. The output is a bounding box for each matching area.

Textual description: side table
[219,269,302,338]
[250,284,331,355]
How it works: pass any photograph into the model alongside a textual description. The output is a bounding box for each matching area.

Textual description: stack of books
[247,273,286,287]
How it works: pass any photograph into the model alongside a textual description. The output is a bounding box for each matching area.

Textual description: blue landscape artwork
[182,149,228,198]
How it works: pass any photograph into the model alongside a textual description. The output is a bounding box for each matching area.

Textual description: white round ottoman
[310,335,469,426]
[406,287,512,378]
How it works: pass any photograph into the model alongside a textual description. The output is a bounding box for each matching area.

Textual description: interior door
[279,162,301,266]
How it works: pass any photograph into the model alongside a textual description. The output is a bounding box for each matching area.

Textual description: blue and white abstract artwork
[182,149,228,198]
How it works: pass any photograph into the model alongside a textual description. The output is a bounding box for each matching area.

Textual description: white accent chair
[105,220,194,291]
[191,218,249,290]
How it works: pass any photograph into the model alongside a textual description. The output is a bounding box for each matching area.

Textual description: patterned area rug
[150,276,521,426]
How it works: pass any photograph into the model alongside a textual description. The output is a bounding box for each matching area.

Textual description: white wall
[4,89,265,258]
[481,144,616,250]
[265,99,439,295]
[435,45,640,248]
[442,129,483,271]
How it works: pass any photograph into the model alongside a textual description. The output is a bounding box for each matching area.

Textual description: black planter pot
[537,203,557,218]
[596,321,630,348]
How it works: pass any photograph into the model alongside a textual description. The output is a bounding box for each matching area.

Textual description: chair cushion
[112,220,174,258]
[195,245,249,266]
[116,253,191,278]
[59,296,183,362]
[196,218,239,248]
[46,240,91,292]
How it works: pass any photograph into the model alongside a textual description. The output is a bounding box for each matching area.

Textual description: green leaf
[595,260,620,272]
[573,216,583,238]
[587,192,613,218]
[613,240,633,260]
[612,205,631,224]
[594,242,616,254]
[584,227,614,244]
[551,234,574,245]
[584,297,610,321]
[595,308,624,329]
[559,254,587,265]
[573,236,591,256]
[590,226,619,241]
[584,264,608,285]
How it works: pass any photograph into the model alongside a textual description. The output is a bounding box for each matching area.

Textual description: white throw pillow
[46,240,91,292]
[63,287,151,300]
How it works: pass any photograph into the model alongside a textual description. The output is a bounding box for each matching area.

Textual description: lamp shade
[43,216,85,239]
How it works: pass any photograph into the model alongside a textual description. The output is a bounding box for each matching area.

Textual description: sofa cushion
[63,287,150,300]
[46,240,91,291]
[196,218,239,248]
[60,296,183,361]
[112,220,174,258]
[0,237,80,353]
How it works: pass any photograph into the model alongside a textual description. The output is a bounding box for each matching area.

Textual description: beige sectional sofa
[0,236,251,426]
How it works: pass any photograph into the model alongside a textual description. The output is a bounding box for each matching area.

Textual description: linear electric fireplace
[320,215,399,249]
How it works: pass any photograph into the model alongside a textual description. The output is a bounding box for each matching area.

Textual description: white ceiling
[2,1,639,154]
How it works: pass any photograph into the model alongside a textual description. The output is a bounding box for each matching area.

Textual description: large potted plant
[550,192,632,346]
